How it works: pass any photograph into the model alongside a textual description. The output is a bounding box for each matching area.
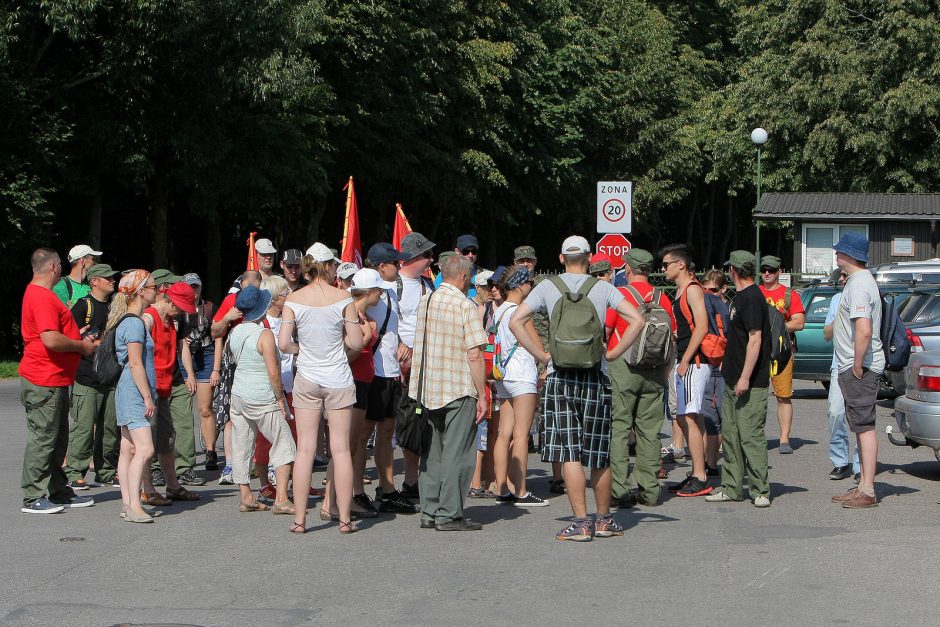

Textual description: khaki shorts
[292,373,356,411]
[771,356,794,399]
[152,397,177,455]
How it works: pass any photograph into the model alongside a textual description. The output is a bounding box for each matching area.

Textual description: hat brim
[832,245,868,263]
[239,290,273,322]
[90,271,120,279]
[169,296,197,314]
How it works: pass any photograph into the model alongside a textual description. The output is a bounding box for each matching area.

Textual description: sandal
[166,486,200,501]
[239,499,270,512]
[289,520,307,534]
[141,491,173,506]
[320,508,372,521]
[272,501,295,515]
[339,520,359,534]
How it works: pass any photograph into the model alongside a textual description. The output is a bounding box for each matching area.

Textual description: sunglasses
[461,248,478,255]
[760,268,778,274]
[421,251,433,259]
[705,287,721,293]
[661,259,681,270]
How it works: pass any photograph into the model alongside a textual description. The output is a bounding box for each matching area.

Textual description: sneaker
[67,480,90,491]
[401,481,420,500]
[660,447,676,464]
[594,515,624,538]
[151,469,166,487]
[779,442,794,454]
[354,492,376,511]
[514,492,549,507]
[668,475,692,493]
[842,490,877,509]
[495,492,517,504]
[555,518,594,542]
[753,495,771,508]
[267,464,276,486]
[110,476,120,488]
[54,495,95,508]
[257,484,277,503]
[21,498,65,514]
[705,491,737,502]
[204,450,219,471]
[219,466,233,485]
[548,478,566,494]
[378,489,420,513]
[676,477,713,497]
[177,469,207,486]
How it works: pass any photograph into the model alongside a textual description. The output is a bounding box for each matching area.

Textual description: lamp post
[751,127,768,263]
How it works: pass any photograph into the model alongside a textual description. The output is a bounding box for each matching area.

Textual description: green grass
[0,361,19,380]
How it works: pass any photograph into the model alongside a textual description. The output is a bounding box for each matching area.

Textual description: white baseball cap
[67,244,103,263]
[255,238,277,254]
[336,262,359,280]
[349,268,395,291]
[560,235,591,255]
[474,269,494,287]
[305,242,340,263]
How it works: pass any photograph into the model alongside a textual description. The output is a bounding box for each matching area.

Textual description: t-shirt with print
[605,281,676,351]
[759,284,805,320]
[833,270,884,374]
[398,275,433,349]
[52,276,91,309]
[493,301,537,384]
[71,295,111,387]
[366,290,401,378]
[19,283,82,387]
[721,283,771,389]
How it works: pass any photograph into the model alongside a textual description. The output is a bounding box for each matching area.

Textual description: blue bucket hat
[833,231,869,263]
[234,286,272,322]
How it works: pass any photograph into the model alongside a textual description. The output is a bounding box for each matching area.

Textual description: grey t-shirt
[524,273,625,321]
[833,270,885,374]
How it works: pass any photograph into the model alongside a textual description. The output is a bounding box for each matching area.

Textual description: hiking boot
[21,498,65,514]
[204,450,219,471]
[177,469,206,486]
[676,477,712,497]
[555,518,594,542]
[151,469,166,487]
[842,490,877,509]
[377,489,419,513]
[594,515,624,538]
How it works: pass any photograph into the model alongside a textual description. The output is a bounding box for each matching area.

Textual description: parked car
[793,281,919,387]
[888,349,940,462]
[873,259,940,284]
[885,286,940,395]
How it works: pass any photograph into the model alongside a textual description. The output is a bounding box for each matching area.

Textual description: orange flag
[392,203,413,251]
[341,177,362,267]
[246,231,259,270]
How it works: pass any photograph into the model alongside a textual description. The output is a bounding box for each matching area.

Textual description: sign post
[597,181,632,234]
[596,234,632,270]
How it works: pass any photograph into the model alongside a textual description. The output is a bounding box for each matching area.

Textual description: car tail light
[916,366,940,391]
[907,329,924,353]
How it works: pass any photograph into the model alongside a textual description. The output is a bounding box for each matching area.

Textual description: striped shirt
[409,282,488,410]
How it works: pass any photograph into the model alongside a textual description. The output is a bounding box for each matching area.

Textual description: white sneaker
[705,491,735,502]
[753,495,771,508]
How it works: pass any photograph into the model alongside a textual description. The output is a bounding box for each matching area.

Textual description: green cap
[151,269,182,286]
[85,263,120,280]
[513,245,537,261]
[759,255,781,270]
[724,250,756,273]
[624,248,654,272]
[436,250,456,267]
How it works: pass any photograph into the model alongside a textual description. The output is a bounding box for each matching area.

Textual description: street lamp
[751,127,768,263]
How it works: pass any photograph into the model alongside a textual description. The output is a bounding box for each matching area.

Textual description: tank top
[672,285,704,362]
[350,343,375,383]
[144,306,177,398]
[286,298,354,389]
[229,323,277,404]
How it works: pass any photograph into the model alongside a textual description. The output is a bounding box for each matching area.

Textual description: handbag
[490,305,518,381]
[395,292,436,456]
[211,335,240,430]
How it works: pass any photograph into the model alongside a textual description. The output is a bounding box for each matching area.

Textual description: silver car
[890,349,940,461]
[885,287,940,395]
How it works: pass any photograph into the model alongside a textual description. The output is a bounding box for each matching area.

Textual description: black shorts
[366,376,402,421]
[354,381,371,410]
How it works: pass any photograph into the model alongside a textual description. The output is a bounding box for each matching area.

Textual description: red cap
[166,282,197,314]
[590,252,612,265]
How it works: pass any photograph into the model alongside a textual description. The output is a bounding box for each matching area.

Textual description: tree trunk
[685,183,700,248]
[703,184,717,269]
[206,216,222,305]
[306,195,326,244]
[720,195,735,263]
[88,192,103,249]
[150,170,169,268]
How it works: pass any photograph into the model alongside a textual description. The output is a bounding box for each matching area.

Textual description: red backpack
[678,281,728,367]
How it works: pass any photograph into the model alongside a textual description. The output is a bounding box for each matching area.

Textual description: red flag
[392,203,413,251]
[341,177,362,267]
[246,231,259,271]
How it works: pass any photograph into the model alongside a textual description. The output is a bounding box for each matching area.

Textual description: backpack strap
[372,295,393,351]
[783,287,792,319]
[624,284,653,305]
[678,281,703,366]
[65,278,74,308]
[83,296,94,326]
[396,276,404,301]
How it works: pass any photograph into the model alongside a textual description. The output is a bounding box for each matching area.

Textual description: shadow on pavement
[769,482,809,498]
[766,437,818,450]
[880,460,940,482]
[793,387,827,400]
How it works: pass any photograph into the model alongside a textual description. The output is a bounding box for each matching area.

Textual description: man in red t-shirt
[758,256,805,455]
[20,248,98,514]
[605,249,677,508]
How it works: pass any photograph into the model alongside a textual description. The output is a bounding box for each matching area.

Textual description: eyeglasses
[140,284,156,292]
[705,287,720,293]
[461,248,478,255]
[760,267,778,274]
[421,251,434,259]
[661,259,681,270]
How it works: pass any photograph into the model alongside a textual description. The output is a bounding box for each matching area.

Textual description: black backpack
[93,314,137,386]
[767,304,792,377]
[880,293,912,371]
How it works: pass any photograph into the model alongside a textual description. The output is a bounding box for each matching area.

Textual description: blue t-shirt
[434,268,478,299]
[115,316,157,393]
[824,292,841,371]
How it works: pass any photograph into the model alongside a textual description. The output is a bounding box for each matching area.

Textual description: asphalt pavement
[1,378,938,626]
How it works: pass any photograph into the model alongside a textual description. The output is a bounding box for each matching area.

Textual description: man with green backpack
[510,235,644,542]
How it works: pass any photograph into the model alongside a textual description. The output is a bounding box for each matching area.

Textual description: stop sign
[596,234,631,269]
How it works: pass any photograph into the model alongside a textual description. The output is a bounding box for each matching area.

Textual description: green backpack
[547,275,605,369]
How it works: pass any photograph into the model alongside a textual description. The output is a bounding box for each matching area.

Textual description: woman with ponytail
[110,270,159,522]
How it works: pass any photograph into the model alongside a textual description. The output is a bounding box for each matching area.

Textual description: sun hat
[166,282,197,314]
[832,232,869,263]
[234,286,273,322]
[399,232,436,260]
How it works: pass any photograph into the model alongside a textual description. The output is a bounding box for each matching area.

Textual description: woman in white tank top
[278,243,364,534]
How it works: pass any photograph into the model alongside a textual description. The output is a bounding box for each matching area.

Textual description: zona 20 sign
[596,234,631,270]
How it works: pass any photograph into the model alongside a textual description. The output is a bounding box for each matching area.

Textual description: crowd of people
[18,229,886,538]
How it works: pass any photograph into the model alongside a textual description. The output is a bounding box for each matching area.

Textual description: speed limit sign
[597,181,632,234]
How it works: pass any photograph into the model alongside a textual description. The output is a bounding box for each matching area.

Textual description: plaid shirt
[409,282,488,410]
